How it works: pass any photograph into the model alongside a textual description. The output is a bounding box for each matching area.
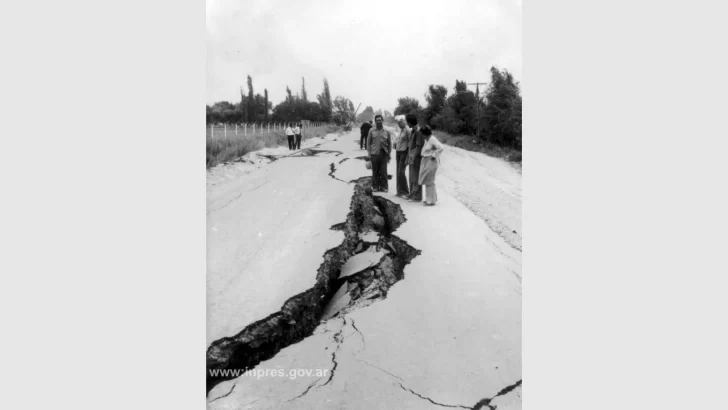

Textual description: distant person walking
[294,123,302,149]
[418,125,444,206]
[366,114,392,192]
[285,123,295,150]
[360,120,373,150]
[405,114,424,201]
[394,118,410,198]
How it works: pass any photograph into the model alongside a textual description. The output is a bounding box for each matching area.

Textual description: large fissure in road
[206,176,421,395]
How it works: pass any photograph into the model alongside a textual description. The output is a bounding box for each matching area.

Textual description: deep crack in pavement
[206,173,421,395]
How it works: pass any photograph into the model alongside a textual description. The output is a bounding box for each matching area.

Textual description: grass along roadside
[206,125,340,169]
[433,130,522,163]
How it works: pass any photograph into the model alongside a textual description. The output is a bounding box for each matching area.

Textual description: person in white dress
[418,125,444,206]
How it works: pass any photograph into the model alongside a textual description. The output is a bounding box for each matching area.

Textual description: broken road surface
[207,129,522,409]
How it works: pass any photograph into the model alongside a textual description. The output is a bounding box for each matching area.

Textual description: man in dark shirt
[405,114,424,201]
[366,115,392,192]
[360,120,373,150]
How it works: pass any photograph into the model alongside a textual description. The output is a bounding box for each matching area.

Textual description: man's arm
[415,131,425,151]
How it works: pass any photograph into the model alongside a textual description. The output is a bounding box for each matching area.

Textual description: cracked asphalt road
[207,129,522,409]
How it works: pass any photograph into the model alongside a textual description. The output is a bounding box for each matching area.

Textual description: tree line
[206,76,357,125]
[356,106,395,123]
[392,67,522,150]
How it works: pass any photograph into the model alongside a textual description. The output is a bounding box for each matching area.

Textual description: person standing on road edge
[294,123,302,149]
[285,123,295,150]
[418,125,443,206]
[406,114,424,201]
[360,120,373,150]
[366,114,392,192]
[394,117,411,198]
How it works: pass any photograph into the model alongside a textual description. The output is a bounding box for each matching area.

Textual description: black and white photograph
[8,1,728,410]
[205,0,522,408]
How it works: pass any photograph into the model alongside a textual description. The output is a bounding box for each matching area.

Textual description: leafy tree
[393,97,422,118]
[208,101,241,124]
[207,75,360,127]
[423,85,448,123]
[482,67,522,148]
[324,78,332,108]
[316,78,333,121]
[427,80,476,134]
[357,106,374,122]
[446,79,478,134]
[332,95,354,124]
[272,98,330,123]
[239,87,247,123]
[264,89,269,120]
[247,75,254,122]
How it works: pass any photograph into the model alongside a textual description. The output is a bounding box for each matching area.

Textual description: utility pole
[346,102,362,128]
[467,82,488,139]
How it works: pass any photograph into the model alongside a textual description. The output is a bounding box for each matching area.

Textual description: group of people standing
[363,114,444,206]
[285,123,303,150]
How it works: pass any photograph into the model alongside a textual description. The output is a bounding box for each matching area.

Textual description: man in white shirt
[394,118,411,197]
[285,123,295,150]
[293,123,302,150]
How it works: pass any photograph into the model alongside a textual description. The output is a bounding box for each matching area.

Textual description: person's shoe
[425,202,435,206]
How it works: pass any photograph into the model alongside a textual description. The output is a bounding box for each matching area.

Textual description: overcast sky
[206,0,521,113]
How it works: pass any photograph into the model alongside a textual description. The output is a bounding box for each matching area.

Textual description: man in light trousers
[394,118,410,197]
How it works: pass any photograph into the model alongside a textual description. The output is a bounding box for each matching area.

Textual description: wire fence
[206,122,333,139]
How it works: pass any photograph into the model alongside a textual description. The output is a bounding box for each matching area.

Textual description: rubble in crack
[206,177,420,395]
[321,234,419,321]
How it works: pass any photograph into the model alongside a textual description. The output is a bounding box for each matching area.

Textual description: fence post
[245,123,247,136]
[235,124,238,135]
[253,123,256,134]
[224,123,227,138]
[211,124,214,139]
